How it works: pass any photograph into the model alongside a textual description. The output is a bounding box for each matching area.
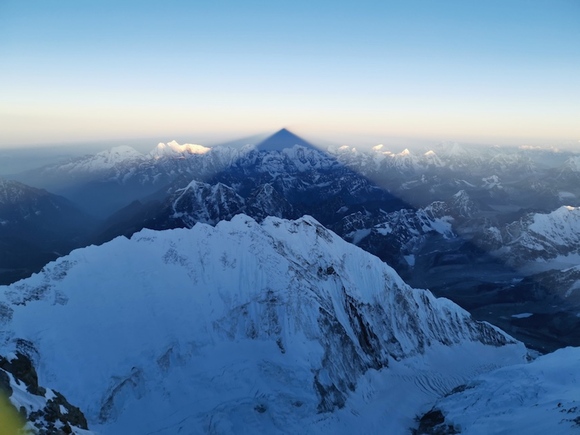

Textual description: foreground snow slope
[427,346,580,434]
[0,215,526,434]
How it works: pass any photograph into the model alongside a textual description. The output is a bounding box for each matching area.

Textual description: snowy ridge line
[0,214,528,434]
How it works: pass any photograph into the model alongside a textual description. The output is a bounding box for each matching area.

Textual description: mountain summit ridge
[0,214,526,434]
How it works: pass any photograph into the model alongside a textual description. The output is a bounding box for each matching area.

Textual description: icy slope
[420,346,580,434]
[0,215,527,434]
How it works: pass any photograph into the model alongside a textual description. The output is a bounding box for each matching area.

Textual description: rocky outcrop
[0,352,90,434]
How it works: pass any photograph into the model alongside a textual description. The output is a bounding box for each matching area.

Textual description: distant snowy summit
[12,127,580,222]
[479,205,580,268]
[55,145,146,173]
[56,141,211,173]
[17,129,580,182]
[149,140,211,159]
[24,129,320,180]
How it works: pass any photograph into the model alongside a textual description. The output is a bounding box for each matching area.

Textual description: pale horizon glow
[1,0,579,149]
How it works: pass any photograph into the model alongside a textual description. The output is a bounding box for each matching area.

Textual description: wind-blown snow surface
[0,215,527,434]
[429,346,580,434]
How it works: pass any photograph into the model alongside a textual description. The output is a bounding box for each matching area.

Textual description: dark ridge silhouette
[255,128,319,152]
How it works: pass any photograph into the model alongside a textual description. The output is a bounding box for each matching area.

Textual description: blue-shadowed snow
[0,215,527,434]
[431,346,580,434]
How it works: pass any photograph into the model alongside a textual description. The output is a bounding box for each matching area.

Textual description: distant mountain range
[6,129,580,350]
[12,129,579,218]
[2,129,580,433]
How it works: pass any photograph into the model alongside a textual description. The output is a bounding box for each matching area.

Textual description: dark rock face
[0,352,89,433]
[413,408,459,435]
[0,369,12,396]
[0,352,44,396]
[306,259,514,413]
[28,390,89,432]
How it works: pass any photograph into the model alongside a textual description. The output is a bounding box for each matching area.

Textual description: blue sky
[1,0,579,148]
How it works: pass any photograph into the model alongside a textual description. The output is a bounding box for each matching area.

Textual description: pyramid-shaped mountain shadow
[91,128,465,257]
[90,129,577,353]
[10,128,578,352]
[94,128,416,258]
[91,128,513,280]
[255,128,320,152]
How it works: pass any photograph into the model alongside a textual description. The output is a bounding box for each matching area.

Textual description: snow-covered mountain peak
[452,189,469,200]
[482,174,502,189]
[450,190,478,218]
[440,142,468,157]
[387,148,420,171]
[56,145,145,173]
[280,144,334,168]
[485,205,580,269]
[0,178,30,204]
[529,206,580,240]
[535,204,578,218]
[0,214,526,434]
[562,155,580,172]
[422,149,443,167]
[105,145,143,158]
[372,144,384,151]
[170,180,245,226]
[96,145,143,163]
[150,140,210,159]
